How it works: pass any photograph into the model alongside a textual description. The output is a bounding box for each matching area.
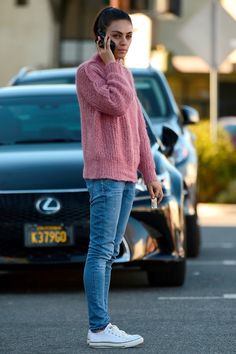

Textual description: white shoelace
[107,324,129,338]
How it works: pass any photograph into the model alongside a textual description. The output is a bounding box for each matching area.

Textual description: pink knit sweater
[76,54,157,184]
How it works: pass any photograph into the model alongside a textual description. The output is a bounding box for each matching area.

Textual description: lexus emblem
[36,197,61,215]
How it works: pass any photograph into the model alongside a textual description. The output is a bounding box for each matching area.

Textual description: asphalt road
[0,204,236,354]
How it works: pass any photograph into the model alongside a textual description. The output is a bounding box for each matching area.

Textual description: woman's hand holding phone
[147,181,163,205]
[97,33,116,65]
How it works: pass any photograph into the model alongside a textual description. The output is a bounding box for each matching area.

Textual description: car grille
[0,191,90,257]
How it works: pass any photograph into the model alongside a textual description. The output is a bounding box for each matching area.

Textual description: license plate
[24,224,74,247]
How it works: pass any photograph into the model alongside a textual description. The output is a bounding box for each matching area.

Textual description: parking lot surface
[0,204,235,354]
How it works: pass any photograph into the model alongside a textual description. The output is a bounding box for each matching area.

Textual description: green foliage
[216,180,236,203]
[189,121,236,203]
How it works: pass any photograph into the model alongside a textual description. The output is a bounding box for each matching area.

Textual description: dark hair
[93,7,132,38]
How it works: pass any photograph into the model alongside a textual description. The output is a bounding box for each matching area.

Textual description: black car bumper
[0,191,184,269]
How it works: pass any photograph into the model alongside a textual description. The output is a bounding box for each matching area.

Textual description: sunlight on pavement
[197,203,236,226]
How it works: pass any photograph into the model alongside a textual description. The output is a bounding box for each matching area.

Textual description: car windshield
[134,76,171,120]
[0,95,81,144]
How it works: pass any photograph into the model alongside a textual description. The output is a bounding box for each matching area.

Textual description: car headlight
[135,172,171,197]
[136,177,147,192]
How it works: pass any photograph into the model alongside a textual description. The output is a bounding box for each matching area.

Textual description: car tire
[185,214,201,258]
[147,259,186,287]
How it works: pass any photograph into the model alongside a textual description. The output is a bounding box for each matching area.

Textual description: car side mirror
[181,105,200,125]
[160,126,179,156]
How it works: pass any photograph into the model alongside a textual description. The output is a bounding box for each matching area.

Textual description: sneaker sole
[88,337,144,348]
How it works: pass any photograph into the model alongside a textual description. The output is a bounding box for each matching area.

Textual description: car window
[134,77,170,119]
[0,95,81,144]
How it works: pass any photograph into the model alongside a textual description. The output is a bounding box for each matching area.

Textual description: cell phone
[151,197,158,209]
[97,30,116,54]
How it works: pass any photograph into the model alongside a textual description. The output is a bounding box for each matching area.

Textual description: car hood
[0,143,85,191]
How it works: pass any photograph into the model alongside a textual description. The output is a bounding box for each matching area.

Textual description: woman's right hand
[97,36,115,65]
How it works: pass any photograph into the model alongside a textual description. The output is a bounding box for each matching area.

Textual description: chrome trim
[114,238,131,263]
[0,188,88,194]
[134,196,150,201]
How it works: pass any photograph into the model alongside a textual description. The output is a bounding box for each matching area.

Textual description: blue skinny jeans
[84,179,135,331]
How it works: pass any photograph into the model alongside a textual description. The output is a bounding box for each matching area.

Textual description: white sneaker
[87,323,144,348]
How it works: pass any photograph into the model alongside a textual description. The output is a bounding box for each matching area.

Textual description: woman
[76,6,163,349]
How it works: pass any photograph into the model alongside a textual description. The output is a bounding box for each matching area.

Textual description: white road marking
[158,295,236,301]
[203,243,235,249]
[158,296,221,300]
[223,294,236,299]
[197,203,236,226]
[223,260,236,265]
[188,260,236,266]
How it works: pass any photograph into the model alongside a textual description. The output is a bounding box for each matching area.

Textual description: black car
[0,85,185,286]
[9,66,201,257]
